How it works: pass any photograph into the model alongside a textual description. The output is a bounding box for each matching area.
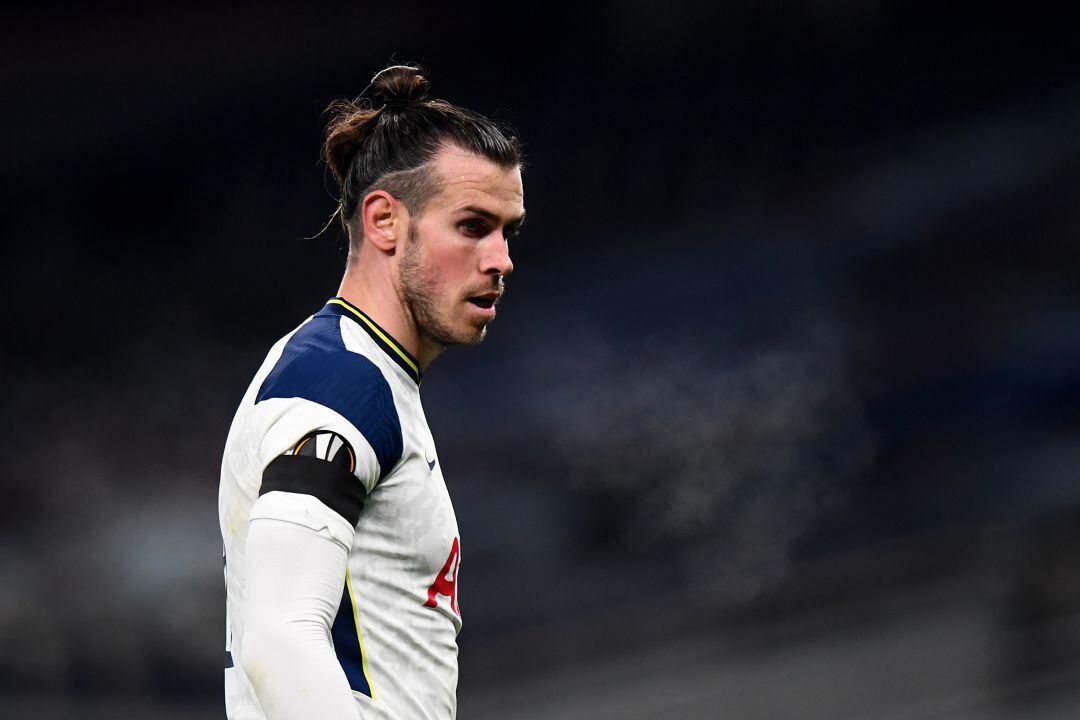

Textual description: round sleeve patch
[290,431,357,474]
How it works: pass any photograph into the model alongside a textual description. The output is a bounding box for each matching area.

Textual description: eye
[504,217,525,240]
[458,219,488,238]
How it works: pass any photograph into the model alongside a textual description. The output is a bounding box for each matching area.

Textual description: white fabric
[222,308,463,720]
[257,397,383,495]
[250,491,356,550]
[239,505,359,720]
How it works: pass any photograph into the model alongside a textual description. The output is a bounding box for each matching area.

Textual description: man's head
[323,65,522,248]
[323,65,524,360]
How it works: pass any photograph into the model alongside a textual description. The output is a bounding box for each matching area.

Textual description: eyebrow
[457,205,526,233]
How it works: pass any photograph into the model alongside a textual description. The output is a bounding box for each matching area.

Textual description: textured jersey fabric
[220,298,462,720]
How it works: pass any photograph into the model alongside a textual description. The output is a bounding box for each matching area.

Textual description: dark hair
[322,65,522,239]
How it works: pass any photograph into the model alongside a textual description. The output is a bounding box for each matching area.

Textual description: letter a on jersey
[424,537,460,616]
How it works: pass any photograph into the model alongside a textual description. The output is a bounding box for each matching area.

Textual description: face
[397,146,524,350]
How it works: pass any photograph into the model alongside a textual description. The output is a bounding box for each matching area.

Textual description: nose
[480,236,514,277]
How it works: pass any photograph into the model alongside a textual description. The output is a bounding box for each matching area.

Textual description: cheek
[428,248,476,289]
[416,253,464,304]
[412,228,477,295]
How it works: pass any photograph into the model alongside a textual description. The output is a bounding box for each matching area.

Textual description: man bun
[323,65,431,184]
[372,65,430,110]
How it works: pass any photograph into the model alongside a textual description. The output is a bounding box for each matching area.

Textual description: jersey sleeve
[251,315,405,525]
[261,428,367,526]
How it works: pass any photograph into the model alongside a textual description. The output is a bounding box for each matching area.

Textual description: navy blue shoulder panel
[256,312,403,481]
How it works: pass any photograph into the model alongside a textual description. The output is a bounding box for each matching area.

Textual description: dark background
[4,3,1080,718]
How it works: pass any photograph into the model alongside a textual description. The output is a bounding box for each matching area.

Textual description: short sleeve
[252,314,405,512]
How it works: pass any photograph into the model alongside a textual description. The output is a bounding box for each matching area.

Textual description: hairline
[347,143,520,248]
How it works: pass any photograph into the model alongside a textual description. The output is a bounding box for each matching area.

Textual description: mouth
[466,292,501,310]
[466,292,501,318]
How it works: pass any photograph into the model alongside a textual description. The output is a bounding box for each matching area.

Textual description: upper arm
[261,429,368,527]
[252,316,405,524]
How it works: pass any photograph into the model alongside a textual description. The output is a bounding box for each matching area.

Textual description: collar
[323,297,422,385]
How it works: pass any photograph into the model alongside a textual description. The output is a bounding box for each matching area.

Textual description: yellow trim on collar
[328,299,420,378]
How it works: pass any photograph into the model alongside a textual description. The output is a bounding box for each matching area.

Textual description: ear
[358,190,406,252]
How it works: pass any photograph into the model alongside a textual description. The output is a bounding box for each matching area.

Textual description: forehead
[427,145,524,214]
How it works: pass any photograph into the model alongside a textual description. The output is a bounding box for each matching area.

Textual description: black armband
[260,432,366,525]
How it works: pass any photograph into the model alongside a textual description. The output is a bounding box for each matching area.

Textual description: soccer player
[219,65,524,720]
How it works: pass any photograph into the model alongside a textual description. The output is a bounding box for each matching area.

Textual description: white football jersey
[220,297,462,720]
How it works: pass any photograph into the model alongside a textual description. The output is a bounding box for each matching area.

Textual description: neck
[337,264,443,372]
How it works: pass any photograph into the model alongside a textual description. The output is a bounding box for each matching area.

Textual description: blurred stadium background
[4,2,1080,718]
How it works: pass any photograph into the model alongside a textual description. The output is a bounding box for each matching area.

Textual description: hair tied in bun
[372,65,430,111]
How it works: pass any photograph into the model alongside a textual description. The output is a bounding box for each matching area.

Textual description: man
[219,65,524,720]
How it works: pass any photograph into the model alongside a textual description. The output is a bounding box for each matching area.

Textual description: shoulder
[257,312,390,403]
[256,312,403,481]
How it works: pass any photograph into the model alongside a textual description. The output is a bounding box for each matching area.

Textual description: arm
[239,492,360,720]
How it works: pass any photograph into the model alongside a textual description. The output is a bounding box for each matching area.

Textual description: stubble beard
[398,227,489,349]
